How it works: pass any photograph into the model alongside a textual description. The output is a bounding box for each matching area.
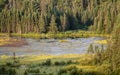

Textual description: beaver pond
[0,37,106,56]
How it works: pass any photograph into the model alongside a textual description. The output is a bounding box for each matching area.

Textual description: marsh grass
[94,40,107,44]
[0,30,109,39]
[0,54,111,75]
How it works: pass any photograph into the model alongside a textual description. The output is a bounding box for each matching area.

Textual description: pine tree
[60,13,69,32]
[39,14,46,33]
[49,15,58,33]
[104,14,120,71]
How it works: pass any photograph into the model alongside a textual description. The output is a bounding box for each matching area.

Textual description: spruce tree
[49,15,58,33]
[39,14,46,33]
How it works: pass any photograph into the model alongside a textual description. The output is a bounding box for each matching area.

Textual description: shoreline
[0,31,109,39]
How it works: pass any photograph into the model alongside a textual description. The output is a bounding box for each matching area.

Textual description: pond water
[0,37,106,56]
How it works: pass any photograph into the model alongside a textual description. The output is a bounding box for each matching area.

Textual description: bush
[54,61,66,66]
[69,68,79,75]
[57,66,78,75]
[0,67,16,75]
[8,68,16,75]
[112,68,120,75]
[58,69,67,75]
[41,59,52,66]
[54,60,73,66]
[24,68,40,75]
[0,67,7,75]
[6,62,20,68]
[67,60,73,64]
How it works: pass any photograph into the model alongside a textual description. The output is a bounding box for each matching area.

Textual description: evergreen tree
[0,0,119,34]
[87,44,94,53]
[39,14,46,33]
[61,13,69,32]
[49,15,58,33]
[106,14,120,70]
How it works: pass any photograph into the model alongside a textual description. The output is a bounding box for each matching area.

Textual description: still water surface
[0,37,106,56]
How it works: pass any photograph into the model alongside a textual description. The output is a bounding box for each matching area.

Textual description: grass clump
[40,59,52,66]
[24,68,40,75]
[94,40,107,44]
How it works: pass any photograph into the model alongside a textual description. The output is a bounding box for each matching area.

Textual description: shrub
[41,59,52,66]
[112,68,120,75]
[0,67,16,75]
[0,67,7,75]
[57,69,67,75]
[69,68,79,75]
[24,68,40,75]
[8,68,16,75]
[67,60,72,64]
[6,62,13,67]
[54,61,66,66]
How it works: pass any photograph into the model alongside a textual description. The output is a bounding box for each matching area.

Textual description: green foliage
[112,68,120,75]
[41,59,52,66]
[87,44,94,54]
[24,68,40,75]
[57,66,104,75]
[0,67,16,75]
[39,14,46,33]
[0,0,119,34]
[49,15,58,33]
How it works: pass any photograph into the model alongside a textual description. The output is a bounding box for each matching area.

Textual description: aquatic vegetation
[0,37,11,46]
[94,40,107,44]
[0,37,28,47]
[59,40,68,43]
[1,55,8,59]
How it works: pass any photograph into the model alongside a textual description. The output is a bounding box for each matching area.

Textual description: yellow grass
[19,54,94,64]
[1,55,9,59]
[20,54,81,63]
[65,65,96,70]
[0,37,18,46]
[59,40,68,42]
[94,40,107,44]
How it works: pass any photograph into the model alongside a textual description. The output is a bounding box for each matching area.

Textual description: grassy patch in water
[0,37,28,47]
[94,40,107,44]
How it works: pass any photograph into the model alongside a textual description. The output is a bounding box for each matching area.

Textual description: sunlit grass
[0,37,11,46]
[65,65,96,70]
[20,54,82,64]
[0,37,20,46]
[1,55,9,59]
[0,30,110,39]
[59,39,68,42]
[0,54,90,64]
[0,54,110,75]
[94,40,107,44]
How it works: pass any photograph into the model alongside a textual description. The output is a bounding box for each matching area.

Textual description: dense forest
[0,0,120,75]
[0,0,120,34]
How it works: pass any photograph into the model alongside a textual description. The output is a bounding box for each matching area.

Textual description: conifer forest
[0,0,120,75]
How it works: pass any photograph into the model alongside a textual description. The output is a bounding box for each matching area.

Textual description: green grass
[0,54,111,75]
[0,30,109,39]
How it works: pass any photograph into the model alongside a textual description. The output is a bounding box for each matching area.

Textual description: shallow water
[0,37,106,56]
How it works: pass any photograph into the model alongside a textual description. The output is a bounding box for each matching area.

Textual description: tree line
[0,0,120,35]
